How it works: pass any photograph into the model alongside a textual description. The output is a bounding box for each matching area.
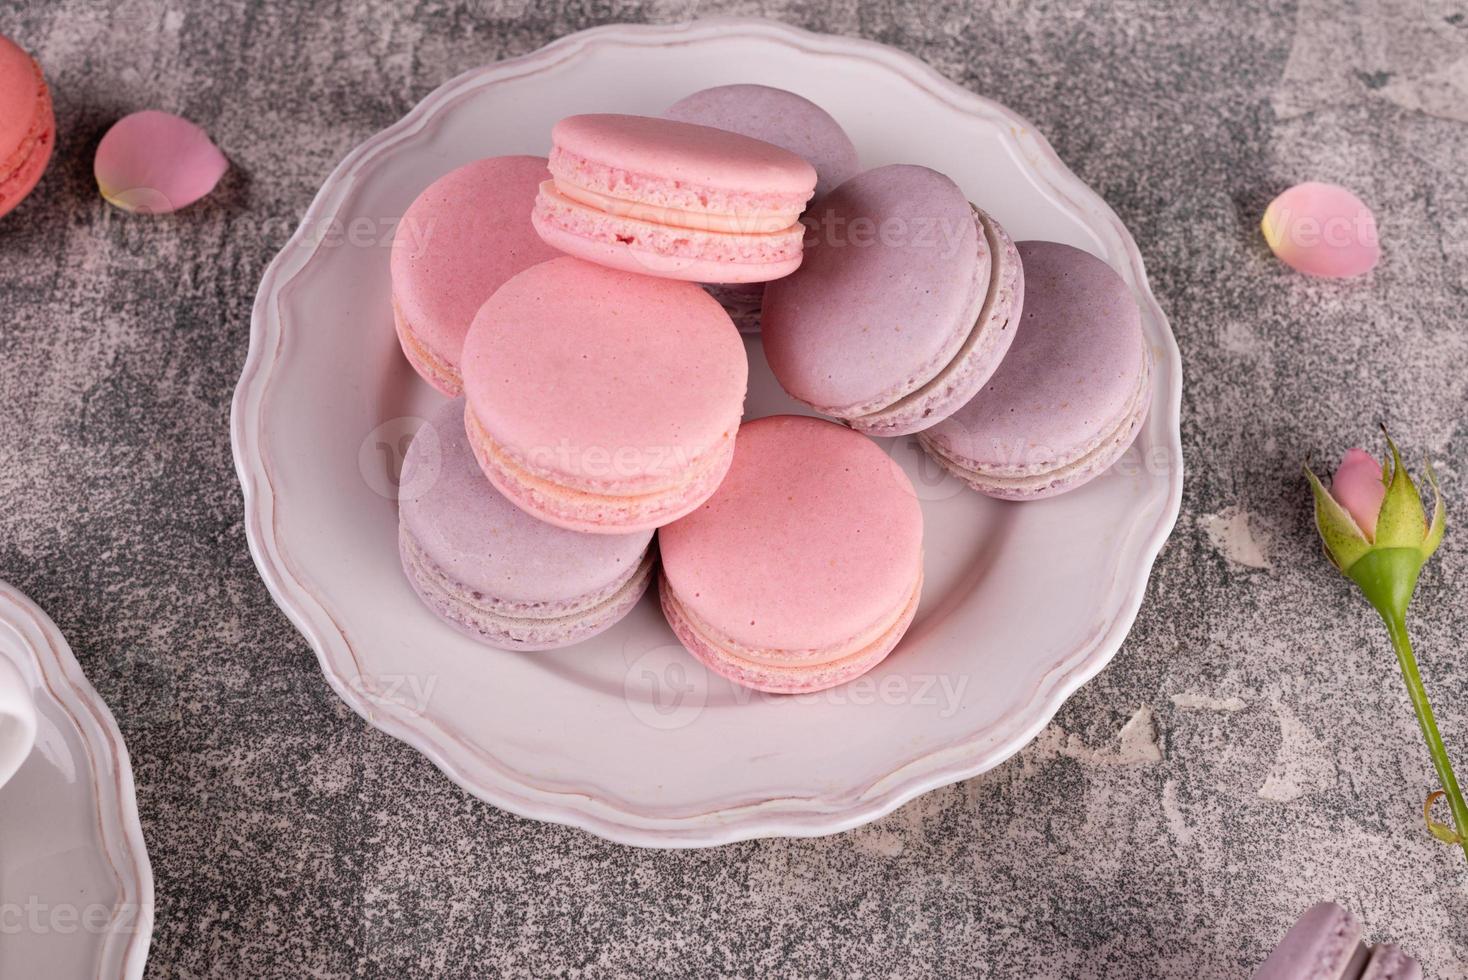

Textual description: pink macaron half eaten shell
[918,241,1151,500]
[659,415,924,695]
[390,156,561,396]
[0,34,55,219]
[532,113,817,283]
[399,399,655,650]
[461,257,748,533]
[762,165,1024,436]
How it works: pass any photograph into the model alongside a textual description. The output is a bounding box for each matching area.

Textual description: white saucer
[0,583,152,977]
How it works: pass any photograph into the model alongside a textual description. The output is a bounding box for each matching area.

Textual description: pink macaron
[0,34,54,219]
[390,156,562,396]
[399,398,655,650]
[532,113,817,283]
[762,165,1024,436]
[460,256,748,533]
[918,241,1151,499]
[659,415,924,695]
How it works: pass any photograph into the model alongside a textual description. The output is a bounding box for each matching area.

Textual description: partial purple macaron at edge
[918,240,1151,500]
[1251,902,1421,980]
[762,164,1024,436]
[397,398,655,651]
[665,83,861,334]
[664,84,859,200]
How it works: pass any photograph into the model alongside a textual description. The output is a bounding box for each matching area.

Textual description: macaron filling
[844,206,1023,435]
[401,524,655,647]
[392,299,462,394]
[920,349,1152,495]
[534,182,806,266]
[547,145,809,231]
[659,565,923,694]
[465,406,738,531]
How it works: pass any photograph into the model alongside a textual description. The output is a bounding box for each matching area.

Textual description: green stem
[1383,610,1468,861]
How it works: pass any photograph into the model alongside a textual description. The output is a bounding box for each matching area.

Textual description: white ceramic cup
[0,657,37,790]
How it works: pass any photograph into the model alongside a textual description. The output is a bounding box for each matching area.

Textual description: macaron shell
[550,113,817,204]
[664,84,859,199]
[390,156,560,395]
[920,240,1149,497]
[461,257,747,530]
[398,399,654,649]
[659,565,921,695]
[762,165,989,422]
[1251,903,1367,980]
[658,415,923,657]
[1359,944,1421,980]
[0,35,54,219]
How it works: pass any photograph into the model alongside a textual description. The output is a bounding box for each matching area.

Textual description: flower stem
[1384,611,1468,860]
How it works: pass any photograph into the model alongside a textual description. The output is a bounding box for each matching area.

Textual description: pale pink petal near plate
[1262,181,1381,278]
[95,109,227,213]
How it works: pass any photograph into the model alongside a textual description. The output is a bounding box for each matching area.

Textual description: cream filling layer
[402,525,655,637]
[665,556,925,669]
[466,406,734,502]
[920,350,1152,491]
[549,179,802,236]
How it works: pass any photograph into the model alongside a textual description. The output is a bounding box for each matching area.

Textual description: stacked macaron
[388,83,1152,695]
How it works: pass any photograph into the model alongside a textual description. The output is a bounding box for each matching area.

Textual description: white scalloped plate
[231,18,1182,847]
[0,583,153,977]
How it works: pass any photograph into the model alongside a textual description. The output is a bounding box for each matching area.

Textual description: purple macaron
[665,83,861,333]
[761,164,1023,436]
[1252,902,1421,980]
[918,240,1151,499]
[398,398,655,650]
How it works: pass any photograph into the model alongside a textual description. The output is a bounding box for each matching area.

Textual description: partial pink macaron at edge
[532,113,817,283]
[1262,181,1380,278]
[95,110,228,213]
[658,415,924,695]
[390,155,561,396]
[460,257,748,534]
[0,34,55,219]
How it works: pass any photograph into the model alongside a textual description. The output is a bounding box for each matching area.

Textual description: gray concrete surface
[2,0,1467,976]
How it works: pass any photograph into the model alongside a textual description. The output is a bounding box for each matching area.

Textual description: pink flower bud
[1331,448,1387,539]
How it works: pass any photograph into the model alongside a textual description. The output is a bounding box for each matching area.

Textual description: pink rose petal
[94,110,227,214]
[1331,448,1387,539]
[1262,182,1380,278]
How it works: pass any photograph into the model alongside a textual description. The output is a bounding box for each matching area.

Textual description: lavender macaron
[762,164,1023,435]
[665,84,860,334]
[918,241,1151,499]
[1252,902,1422,980]
[398,398,655,650]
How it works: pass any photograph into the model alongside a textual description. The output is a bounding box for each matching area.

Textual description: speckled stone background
[2,0,1467,976]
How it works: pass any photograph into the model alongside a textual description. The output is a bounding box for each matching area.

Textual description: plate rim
[230,16,1184,848]
[0,582,155,979]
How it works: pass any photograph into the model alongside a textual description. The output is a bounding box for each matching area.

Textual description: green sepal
[1346,548,1424,623]
[1422,456,1446,562]
[1374,432,1430,551]
[1305,464,1372,571]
